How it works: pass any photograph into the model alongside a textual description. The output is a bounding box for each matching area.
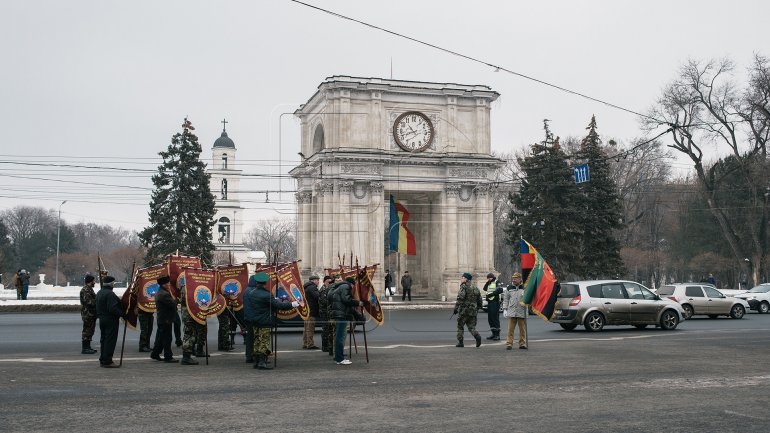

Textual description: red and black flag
[120,269,138,329]
[183,268,227,325]
[135,264,166,313]
[215,263,249,312]
[167,254,202,299]
[520,239,560,320]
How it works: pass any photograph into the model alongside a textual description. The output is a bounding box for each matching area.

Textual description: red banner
[168,255,202,299]
[276,261,309,321]
[135,264,166,313]
[183,269,227,325]
[120,270,138,329]
[358,266,384,325]
[216,264,249,312]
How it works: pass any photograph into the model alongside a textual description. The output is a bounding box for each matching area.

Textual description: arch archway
[312,123,325,154]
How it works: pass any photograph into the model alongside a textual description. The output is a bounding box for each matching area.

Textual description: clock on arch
[393,111,434,152]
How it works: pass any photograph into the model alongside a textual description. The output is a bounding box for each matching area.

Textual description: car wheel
[559,324,577,331]
[708,315,719,319]
[660,309,679,330]
[584,312,605,332]
[682,304,694,320]
[730,304,745,319]
[759,302,770,314]
[634,324,648,329]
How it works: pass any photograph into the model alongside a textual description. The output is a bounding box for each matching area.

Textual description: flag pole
[357,265,369,363]
[272,251,279,368]
[118,260,136,367]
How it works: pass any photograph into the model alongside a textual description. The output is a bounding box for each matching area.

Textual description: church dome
[213,130,235,149]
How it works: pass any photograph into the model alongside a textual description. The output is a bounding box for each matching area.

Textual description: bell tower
[208,119,247,257]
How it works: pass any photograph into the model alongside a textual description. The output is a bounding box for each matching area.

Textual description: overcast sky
[1,0,767,232]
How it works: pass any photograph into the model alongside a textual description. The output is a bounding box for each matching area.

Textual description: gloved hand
[291,301,299,308]
[453,308,458,315]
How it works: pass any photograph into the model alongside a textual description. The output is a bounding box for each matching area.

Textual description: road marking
[724,410,767,420]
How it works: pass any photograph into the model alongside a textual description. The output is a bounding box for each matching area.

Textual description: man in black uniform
[150,275,179,363]
[95,275,123,368]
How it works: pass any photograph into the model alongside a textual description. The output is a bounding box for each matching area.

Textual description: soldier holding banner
[244,272,299,370]
[179,287,202,365]
[96,276,123,368]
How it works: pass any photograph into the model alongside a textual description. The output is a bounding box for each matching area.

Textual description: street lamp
[55,200,67,287]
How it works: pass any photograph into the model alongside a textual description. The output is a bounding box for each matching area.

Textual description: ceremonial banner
[120,270,138,329]
[520,239,560,321]
[168,255,202,299]
[275,261,309,321]
[357,267,384,325]
[135,264,166,313]
[216,263,249,311]
[184,269,227,325]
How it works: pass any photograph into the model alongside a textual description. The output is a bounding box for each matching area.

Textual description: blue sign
[574,164,590,184]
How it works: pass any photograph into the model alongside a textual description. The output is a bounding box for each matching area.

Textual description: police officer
[454,272,482,348]
[150,275,179,362]
[244,272,299,370]
[79,275,98,354]
[96,275,123,367]
[483,272,503,340]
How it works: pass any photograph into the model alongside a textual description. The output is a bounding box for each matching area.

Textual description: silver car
[551,280,685,332]
[656,284,749,319]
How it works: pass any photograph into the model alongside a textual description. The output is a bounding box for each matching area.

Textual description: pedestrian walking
[454,272,482,348]
[384,270,394,296]
[400,270,412,301]
[19,270,30,300]
[502,272,528,350]
[79,274,98,354]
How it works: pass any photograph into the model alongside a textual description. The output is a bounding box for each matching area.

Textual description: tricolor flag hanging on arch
[520,239,560,321]
[389,194,416,255]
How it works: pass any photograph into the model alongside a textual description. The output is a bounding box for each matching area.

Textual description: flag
[357,266,384,325]
[167,254,202,299]
[216,263,249,312]
[135,264,166,313]
[520,239,560,320]
[183,269,227,325]
[120,269,138,329]
[276,261,310,320]
[389,195,416,255]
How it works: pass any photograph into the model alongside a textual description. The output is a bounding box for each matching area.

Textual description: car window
[601,284,626,299]
[685,286,704,297]
[625,283,656,300]
[657,286,675,296]
[703,286,724,298]
[558,284,579,298]
[748,285,770,293]
[587,284,603,298]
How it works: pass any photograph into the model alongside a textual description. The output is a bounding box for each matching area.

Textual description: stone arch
[312,123,325,153]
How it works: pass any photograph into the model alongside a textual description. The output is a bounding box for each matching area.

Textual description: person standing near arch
[400,271,412,301]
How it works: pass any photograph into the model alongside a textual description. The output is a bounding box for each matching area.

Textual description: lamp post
[55,200,67,287]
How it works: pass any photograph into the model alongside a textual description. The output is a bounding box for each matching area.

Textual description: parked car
[735,284,770,314]
[551,280,685,332]
[656,283,749,319]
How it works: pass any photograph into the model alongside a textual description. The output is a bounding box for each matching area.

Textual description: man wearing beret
[454,272,482,348]
[79,274,98,354]
[95,275,123,367]
[150,276,179,362]
[244,272,300,370]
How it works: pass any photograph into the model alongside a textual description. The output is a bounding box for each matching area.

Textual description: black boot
[492,330,501,341]
[455,340,464,347]
[474,334,482,347]
[81,340,97,354]
[181,352,199,365]
[256,355,272,370]
[194,345,209,357]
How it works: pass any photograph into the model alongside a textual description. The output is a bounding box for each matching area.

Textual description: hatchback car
[551,280,685,332]
[735,284,770,314]
[656,284,749,319]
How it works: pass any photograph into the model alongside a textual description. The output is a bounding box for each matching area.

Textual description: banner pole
[118,261,136,368]
[273,252,279,368]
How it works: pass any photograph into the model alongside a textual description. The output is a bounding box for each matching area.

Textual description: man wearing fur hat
[454,273,482,348]
[79,274,98,354]
[150,275,179,362]
[95,275,123,367]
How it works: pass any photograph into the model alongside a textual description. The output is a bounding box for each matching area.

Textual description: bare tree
[646,55,770,286]
[244,218,297,262]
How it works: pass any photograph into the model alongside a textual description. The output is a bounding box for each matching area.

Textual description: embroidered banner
[216,263,249,312]
[120,269,139,329]
[184,269,227,325]
[135,264,166,313]
[167,255,202,299]
[276,261,309,321]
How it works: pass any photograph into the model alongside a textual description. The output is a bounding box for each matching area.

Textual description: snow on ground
[0,284,127,305]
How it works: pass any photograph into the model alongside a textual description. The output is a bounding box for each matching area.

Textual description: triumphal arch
[290,76,503,299]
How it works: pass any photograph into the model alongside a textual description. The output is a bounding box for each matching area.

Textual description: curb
[1,302,455,313]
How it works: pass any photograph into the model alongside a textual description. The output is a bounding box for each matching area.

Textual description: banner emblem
[194,286,212,309]
[143,282,159,301]
[223,279,240,297]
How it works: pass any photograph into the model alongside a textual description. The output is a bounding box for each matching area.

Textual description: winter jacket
[155,287,176,325]
[454,282,481,317]
[303,281,320,318]
[483,278,503,303]
[329,281,359,321]
[95,287,123,321]
[244,283,294,327]
[502,284,528,318]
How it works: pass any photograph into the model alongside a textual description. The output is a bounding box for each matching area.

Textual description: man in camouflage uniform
[454,272,482,348]
[318,275,334,354]
[217,306,233,351]
[137,309,154,352]
[244,272,299,370]
[179,286,206,365]
[79,274,98,354]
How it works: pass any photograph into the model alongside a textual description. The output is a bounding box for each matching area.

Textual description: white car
[735,284,770,314]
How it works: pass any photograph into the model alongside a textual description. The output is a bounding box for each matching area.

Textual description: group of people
[454,272,529,350]
[78,269,531,369]
[10,269,30,300]
[381,269,412,301]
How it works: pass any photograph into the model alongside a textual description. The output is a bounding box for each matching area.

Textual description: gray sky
[1,0,767,232]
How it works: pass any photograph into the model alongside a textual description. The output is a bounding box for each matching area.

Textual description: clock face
[393,111,434,152]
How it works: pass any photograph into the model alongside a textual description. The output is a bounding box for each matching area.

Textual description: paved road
[1,310,770,432]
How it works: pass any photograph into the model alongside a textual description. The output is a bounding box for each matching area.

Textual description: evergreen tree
[140,118,216,264]
[573,115,625,278]
[507,121,582,278]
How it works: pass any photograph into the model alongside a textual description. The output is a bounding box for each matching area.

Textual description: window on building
[221,179,228,200]
[218,216,231,244]
[222,155,228,169]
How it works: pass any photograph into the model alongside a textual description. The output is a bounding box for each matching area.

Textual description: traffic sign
[574,164,590,184]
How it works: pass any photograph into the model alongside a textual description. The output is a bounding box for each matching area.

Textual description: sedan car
[551,280,685,332]
[656,283,749,319]
[735,284,770,314]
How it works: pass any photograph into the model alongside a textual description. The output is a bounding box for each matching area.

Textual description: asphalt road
[1,310,770,432]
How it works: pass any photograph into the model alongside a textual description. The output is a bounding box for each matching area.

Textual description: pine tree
[573,115,625,278]
[140,118,216,264]
[507,120,582,278]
